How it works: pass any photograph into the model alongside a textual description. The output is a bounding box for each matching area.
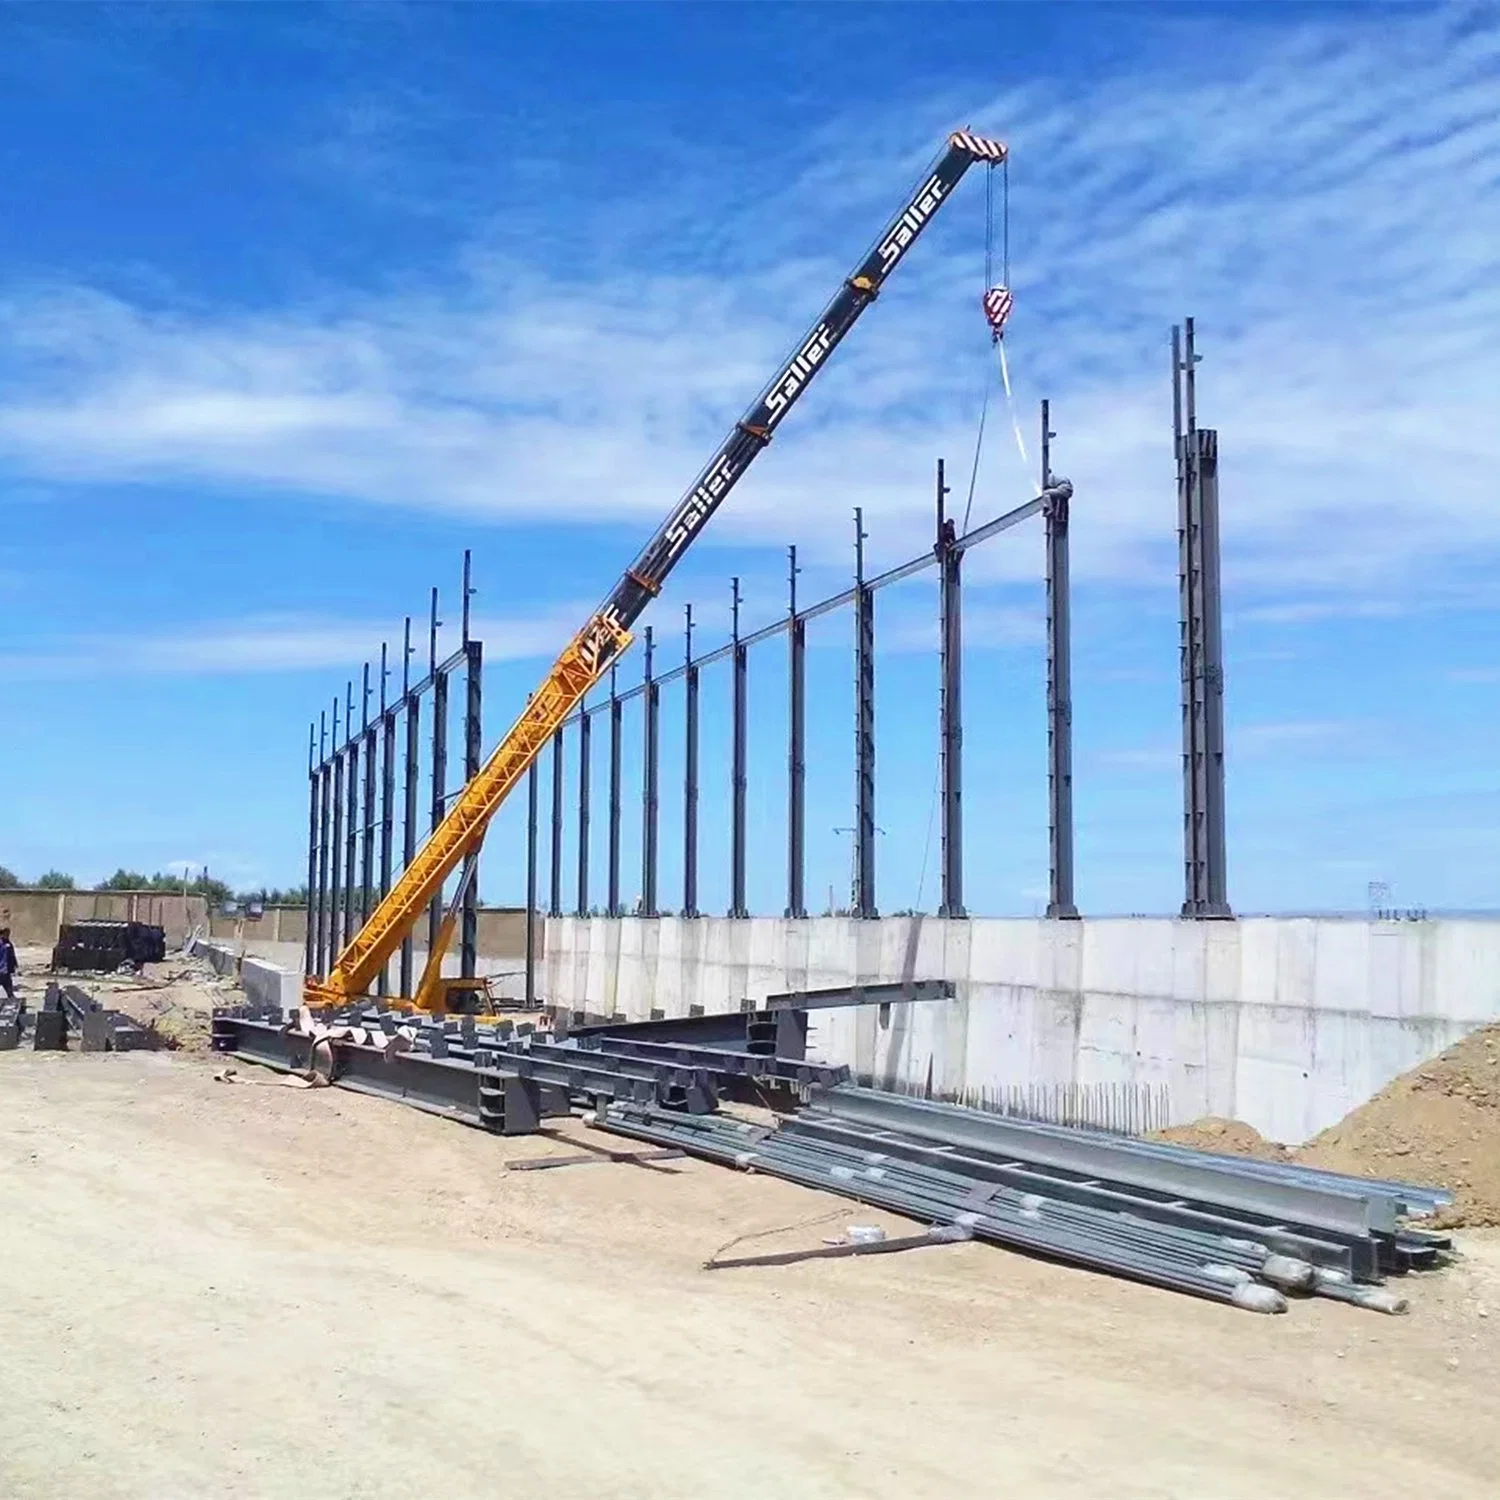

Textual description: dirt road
[2,1048,1497,1499]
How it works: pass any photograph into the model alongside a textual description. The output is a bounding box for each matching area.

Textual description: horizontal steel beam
[764,979,955,1011]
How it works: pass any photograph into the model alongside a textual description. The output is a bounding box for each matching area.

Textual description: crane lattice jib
[310,129,1006,1005]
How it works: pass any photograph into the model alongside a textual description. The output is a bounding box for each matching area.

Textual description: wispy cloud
[0,7,1496,610]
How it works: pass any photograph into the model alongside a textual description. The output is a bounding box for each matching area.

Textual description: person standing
[0,927,17,1003]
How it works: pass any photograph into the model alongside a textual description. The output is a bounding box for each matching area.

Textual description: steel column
[343,682,359,949]
[786,547,806,918]
[429,666,449,951]
[1043,402,1079,919]
[853,510,877,918]
[525,758,539,1007]
[576,697,592,916]
[549,727,565,918]
[936,461,964,918]
[360,663,376,926]
[1175,320,1230,918]
[462,637,482,977]
[729,578,748,918]
[315,712,331,977]
[305,723,319,978]
[683,604,699,918]
[329,699,345,967]
[607,666,622,917]
[641,626,659,916]
[378,645,396,995]
[400,616,419,997]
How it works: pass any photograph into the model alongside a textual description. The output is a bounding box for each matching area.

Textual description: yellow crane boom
[306,129,1008,1009]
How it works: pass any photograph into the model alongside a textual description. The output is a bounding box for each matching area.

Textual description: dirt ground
[3,1028,1499,1500]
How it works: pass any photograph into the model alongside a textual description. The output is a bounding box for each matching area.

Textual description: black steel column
[936,461,965,918]
[400,616,418,997]
[429,667,449,952]
[525,757,539,1008]
[1043,402,1079,919]
[641,626,659,916]
[576,697,591,916]
[462,636,482,979]
[360,663,376,925]
[1175,319,1230,918]
[549,727,564,918]
[683,604,699,917]
[343,681,359,948]
[853,510,878,918]
[315,712,331,977]
[378,646,396,996]
[329,696,344,969]
[729,577,748,918]
[607,665,622,917]
[786,547,807,918]
[305,722,318,977]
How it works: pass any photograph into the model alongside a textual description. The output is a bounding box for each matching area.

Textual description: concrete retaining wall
[543,915,1500,1145]
[1,889,208,949]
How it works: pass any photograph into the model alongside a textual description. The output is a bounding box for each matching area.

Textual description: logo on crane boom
[876,172,948,272]
[764,323,834,427]
[664,449,738,557]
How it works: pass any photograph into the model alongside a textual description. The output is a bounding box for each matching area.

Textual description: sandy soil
[2,1047,1498,1500]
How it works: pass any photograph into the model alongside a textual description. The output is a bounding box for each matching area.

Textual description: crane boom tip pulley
[310,126,1011,1009]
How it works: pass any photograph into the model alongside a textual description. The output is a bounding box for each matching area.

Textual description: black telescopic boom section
[592,133,1006,649]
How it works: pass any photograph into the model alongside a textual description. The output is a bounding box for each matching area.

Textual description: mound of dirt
[1296,1022,1500,1229]
[1150,1116,1292,1162]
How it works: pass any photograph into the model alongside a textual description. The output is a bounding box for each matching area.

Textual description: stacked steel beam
[599,1086,1450,1316]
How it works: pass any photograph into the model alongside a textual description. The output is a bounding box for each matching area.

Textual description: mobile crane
[305,129,1010,1011]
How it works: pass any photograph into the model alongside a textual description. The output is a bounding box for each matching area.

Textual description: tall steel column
[525,758,538,1008]
[377,645,396,996]
[426,589,447,953]
[460,552,481,979]
[682,605,700,917]
[315,712,331,978]
[936,460,965,918]
[785,546,807,918]
[461,644,482,981]
[549,727,564,918]
[1043,401,1079,919]
[328,696,344,970]
[1174,319,1231,918]
[305,722,319,977]
[641,626,659,916]
[576,696,592,916]
[729,577,748,918]
[400,616,419,997]
[853,510,878,918]
[343,681,359,949]
[607,665,622,917]
[360,662,376,925]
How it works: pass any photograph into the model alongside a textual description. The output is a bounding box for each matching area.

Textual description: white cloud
[0,7,1496,613]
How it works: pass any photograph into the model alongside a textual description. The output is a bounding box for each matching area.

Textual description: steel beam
[786,547,807,918]
[607,666,622,917]
[549,726,564,919]
[343,681,358,949]
[641,626,659,916]
[576,695,591,916]
[378,644,396,996]
[525,758,539,1007]
[936,461,964,917]
[853,510,877,918]
[729,578,748,918]
[764,978,955,1010]
[360,663,376,927]
[429,665,449,951]
[1043,402,1079,920]
[305,723,319,978]
[683,604,699,918]
[462,638,482,976]
[316,713,332,977]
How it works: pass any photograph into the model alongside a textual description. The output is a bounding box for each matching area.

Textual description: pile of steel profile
[211,1002,849,1135]
[598,1085,1453,1316]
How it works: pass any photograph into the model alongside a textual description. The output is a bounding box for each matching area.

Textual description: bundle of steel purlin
[210,1003,848,1132]
[600,1089,1451,1315]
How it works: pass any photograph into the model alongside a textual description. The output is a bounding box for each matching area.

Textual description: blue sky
[2,2,1497,916]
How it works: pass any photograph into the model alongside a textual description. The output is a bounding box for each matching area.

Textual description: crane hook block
[983,285,1014,341]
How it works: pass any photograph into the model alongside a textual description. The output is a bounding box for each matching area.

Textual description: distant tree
[100,869,152,891]
[253,885,308,906]
[0,865,19,887]
[34,871,76,890]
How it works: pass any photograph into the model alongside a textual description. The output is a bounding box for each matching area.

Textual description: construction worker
[0,927,17,1003]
